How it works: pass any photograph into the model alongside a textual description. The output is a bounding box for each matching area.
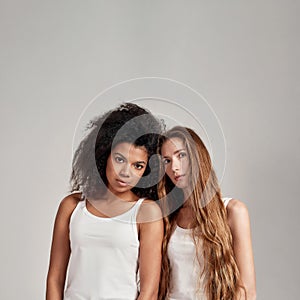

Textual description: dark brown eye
[163,158,171,165]
[134,163,144,170]
[115,156,124,163]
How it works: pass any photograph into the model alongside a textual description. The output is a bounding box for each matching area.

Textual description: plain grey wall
[1,1,299,299]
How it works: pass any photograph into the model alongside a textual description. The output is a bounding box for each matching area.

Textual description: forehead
[161,137,185,155]
[112,142,148,160]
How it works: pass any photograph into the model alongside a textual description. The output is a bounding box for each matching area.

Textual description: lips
[174,174,185,181]
[116,179,130,187]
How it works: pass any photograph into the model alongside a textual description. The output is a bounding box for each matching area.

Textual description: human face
[106,142,148,198]
[161,137,190,189]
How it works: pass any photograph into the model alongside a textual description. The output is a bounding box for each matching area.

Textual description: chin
[173,182,185,189]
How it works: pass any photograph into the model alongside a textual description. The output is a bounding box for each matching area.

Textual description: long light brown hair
[158,126,245,300]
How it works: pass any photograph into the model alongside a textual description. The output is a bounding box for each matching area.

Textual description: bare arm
[46,194,80,300]
[227,199,256,300]
[137,200,164,300]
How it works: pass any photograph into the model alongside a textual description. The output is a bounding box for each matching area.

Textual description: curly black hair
[70,102,164,200]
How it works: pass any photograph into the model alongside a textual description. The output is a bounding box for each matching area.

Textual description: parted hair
[70,102,164,201]
[158,126,245,300]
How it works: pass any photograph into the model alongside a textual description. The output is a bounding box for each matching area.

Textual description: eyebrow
[114,152,126,159]
[114,152,146,164]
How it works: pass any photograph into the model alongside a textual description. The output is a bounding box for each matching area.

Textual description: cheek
[184,160,190,170]
[130,171,144,186]
[164,165,173,178]
[107,160,118,176]
[132,168,145,178]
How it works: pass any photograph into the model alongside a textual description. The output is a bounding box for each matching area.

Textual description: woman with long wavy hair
[158,126,256,300]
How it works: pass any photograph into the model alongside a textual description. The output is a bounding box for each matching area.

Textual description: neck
[103,189,137,203]
[182,198,192,208]
[182,187,193,207]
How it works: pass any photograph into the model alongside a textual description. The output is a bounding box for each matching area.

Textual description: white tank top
[64,198,144,300]
[167,197,232,300]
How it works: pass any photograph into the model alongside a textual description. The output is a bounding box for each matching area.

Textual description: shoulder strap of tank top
[132,198,145,221]
[222,197,232,208]
[69,198,85,224]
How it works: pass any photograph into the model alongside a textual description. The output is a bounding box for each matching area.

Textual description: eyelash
[163,159,170,165]
[115,156,124,163]
[115,156,144,170]
[134,163,144,170]
[178,152,187,158]
[163,152,187,164]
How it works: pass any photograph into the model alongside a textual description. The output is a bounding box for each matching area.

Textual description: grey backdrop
[1,1,299,299]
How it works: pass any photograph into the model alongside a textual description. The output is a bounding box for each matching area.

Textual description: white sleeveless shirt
[167,197,232,300]
[64,198,144,300]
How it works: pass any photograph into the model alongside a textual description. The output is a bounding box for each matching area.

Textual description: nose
[119,163,130,177]
[171,158,180,173]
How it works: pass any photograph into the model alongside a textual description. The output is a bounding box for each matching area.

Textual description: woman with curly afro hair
[46,103,165,300]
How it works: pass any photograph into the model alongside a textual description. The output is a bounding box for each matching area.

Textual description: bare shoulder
[137,199,163,223]
[226,199,250,230]
[57,192,82,218]
[227,198,248,214]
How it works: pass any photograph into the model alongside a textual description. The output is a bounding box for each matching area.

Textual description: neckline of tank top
[175,224,193,232]
[83,198,145,221]
[174,197,233,232]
